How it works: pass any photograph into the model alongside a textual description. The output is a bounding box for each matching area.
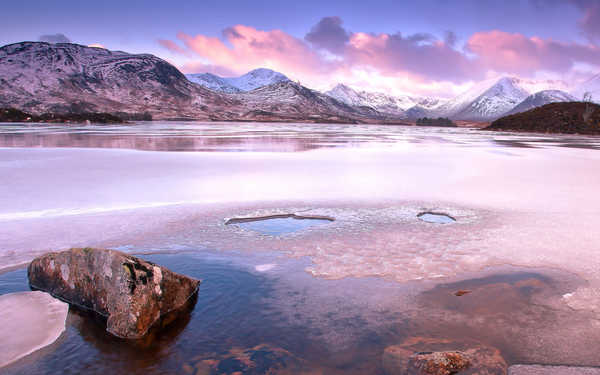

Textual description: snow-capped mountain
[1,41,589,123]
[326,77,566,121]
[229,81,383,122]
[185,73,242,93]
[325,83,442,116]
[186,68,290,93]
[571,73,600,103]
[426,76,571,120]
[324,77,572,121]
[227,68,290,91]
[0,42,392,123]
[504,90,577,116]
[429,77,528,120]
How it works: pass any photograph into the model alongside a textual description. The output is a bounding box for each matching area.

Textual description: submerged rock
[188,344,306,375]
[383,337,507,375]
[27,248,200,339]
[409,351,471,375]
[0,291,69,368]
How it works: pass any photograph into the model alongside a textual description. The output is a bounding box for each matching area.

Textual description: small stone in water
[454,290,472,296]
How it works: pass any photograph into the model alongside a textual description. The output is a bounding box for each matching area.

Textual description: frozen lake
[2,121,600,371]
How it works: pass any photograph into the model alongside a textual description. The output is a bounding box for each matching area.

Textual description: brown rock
[383,337,507,375]
[189,344,306,375]
[409,351,470,374]
[27,248,200,339]
[454,290,472,297]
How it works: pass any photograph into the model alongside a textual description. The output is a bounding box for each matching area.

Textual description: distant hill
[484,102,600,134]
[0,107,126,123]
[415,117,456,127]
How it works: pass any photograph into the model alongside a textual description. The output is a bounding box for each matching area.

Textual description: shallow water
[417,212,456,224]
[2,122,600,371]
[1,253,597,374]
[225,215,334,236]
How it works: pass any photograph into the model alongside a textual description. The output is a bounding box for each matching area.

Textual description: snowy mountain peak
[429,75,570,120]
[186,73,241,93]
[325,83,443,116]
[186,68,290,93]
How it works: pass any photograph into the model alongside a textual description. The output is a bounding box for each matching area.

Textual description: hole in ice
[225,214,334,236]
[417,212,456,224]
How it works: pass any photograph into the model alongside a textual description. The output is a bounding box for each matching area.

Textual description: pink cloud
[157,17,600,96]
[466,30,600,76]
[158,39,189,56]
[176,25,331,77]
[344,31,481,82]
[569,0,600,43]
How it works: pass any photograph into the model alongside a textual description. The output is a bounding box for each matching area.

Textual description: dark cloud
[532,0,600,43]
[570,0,600,43]
[345,31,481,82]
[406,33,435,44]
[223,27,244,40]
[466,30,600,76]
[158,39,188,55]
[305,16,349,54]
[38,33,71,44]
[444,31,457,47]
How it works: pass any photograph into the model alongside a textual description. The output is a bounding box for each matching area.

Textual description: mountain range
[327,77,587,121]
[324,84,442,116]
[0,42,388,123]
[0,41,596,123]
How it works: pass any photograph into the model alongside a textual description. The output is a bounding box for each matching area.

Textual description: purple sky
[2,0,600,96]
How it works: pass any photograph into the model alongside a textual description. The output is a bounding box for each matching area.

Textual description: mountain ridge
[0,41,594,124]
[0,42,396,123]
[186,68,290,93]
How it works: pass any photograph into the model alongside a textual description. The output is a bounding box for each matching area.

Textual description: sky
[2,0,600,97]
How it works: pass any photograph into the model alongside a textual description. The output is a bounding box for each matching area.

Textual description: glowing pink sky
[3,0,600,97]
[155,3,600,97]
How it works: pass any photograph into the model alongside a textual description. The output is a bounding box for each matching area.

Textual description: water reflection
[417,212,456,224]
[225,214,334,236]
[1,121,599,152]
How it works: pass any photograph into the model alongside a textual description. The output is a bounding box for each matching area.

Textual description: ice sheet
[1,123,600,313]
[0,291,69,368]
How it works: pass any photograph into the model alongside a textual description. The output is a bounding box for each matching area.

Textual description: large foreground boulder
[28,248,200,339]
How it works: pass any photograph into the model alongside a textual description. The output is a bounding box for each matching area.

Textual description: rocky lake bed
[2,122,600,374]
